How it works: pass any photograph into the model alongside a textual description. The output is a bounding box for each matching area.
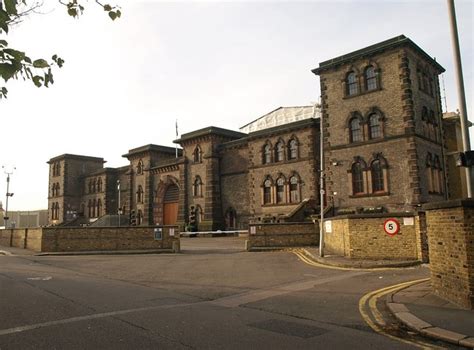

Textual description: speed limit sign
[384,218,400,236]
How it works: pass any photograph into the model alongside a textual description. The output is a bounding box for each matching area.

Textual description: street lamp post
[117,180,121,227]
[2,166,15,229]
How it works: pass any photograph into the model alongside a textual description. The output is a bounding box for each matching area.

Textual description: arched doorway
[163,184,179,225]
[225,208,236,230]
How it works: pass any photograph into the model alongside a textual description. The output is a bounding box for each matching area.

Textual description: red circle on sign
[384,218,400,236]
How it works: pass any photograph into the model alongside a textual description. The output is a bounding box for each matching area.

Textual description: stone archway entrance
[163,184,179,225]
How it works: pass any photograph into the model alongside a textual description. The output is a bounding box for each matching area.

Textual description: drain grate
[249,319,328,339]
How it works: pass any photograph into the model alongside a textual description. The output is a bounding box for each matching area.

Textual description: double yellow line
[359,278,445,349]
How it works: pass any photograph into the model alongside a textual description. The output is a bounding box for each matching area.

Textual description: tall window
[137,210,143,225]
[421,106,429,137]
[193,176,202,197]
[263,143,271,164]
[276,177,285,203]
[92,179,97,193]
[195,205,203,226]
[275,140,284,162]
[88,199,92,217]
[137,185,144,203]
[433,156,443,194]
[92,199,96,218]
[365,66,377,91]
[288,138,298,160]
[371,159,384,192]
[51,202,59,220]
[263,178,272,204]
[193,146,202,163]
[352,162,364,195]
[347,71,358,96]
[350,117,363,142]
[289,176,300,203]
[368,113,381,139]
[137,160,143,175]
[97,199,102,217]
[97,178,102,192]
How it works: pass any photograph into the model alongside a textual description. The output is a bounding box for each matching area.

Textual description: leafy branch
[0,0,120,99]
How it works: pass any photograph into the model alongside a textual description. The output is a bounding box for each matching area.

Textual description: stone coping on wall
[422,199,474,211]
[327,212,416,220]
[249,222,314,226]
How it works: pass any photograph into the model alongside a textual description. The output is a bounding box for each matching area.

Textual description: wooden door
[163,202,178,225]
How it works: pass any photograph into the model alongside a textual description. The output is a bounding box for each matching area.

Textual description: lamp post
[447,0,472,198]
[2,166,15,229]
[117,179,121,227]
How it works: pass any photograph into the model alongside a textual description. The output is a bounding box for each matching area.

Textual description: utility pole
[447,0,472,198]
[2,166,15,229]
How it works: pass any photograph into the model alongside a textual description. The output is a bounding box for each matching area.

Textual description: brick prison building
[47,35,470,230]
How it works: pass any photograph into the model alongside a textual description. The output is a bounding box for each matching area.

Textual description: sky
[1,0,472,211]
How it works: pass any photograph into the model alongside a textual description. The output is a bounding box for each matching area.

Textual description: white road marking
[27,276,52,281]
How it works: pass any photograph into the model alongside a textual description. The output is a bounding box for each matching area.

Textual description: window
[137,160,143,175]
[263,143,272,164]
[365,66,377,91]
[421,106,429,137]
[195,205,203,226]
[263,178,272,204]
[225,208,236,229]
[52,162,61,177]
[137,185,144,203]
[350,117,363,142]
[97,178,102,192]
[276,177,285,203]
[351,162,364,195]
[137,210,143,225]
[371,160,384,192]
[92,179,97,193]
[347,71,358,96]
[288,138,298,160]
[92,199,96,218]
[289,176,300,203]
[193,146,202,163]
[97,199,102,217]
[193,176,202,197]
[426,154,434,193]
[51,202,59,220]
[275,140,285,162]
[88,199,92,217]
[368,113,382,139]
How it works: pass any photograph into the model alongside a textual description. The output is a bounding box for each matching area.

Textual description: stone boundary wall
[324,213,421,260]
[423,199,474,309]
[247,222,318,250]
[0,226,180,253]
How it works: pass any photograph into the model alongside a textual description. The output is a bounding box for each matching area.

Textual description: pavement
[302,247,474,349]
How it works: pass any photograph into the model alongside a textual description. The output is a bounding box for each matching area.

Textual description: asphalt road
[0,237,454,349]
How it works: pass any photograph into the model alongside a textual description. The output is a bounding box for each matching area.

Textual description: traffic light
[130,210,136,226]
[188,206,197,232]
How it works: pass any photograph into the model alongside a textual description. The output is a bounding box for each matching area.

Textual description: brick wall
[247,222,318,250]
[0,226,180,253]
[424,199,474,309]
[324,214,420,260]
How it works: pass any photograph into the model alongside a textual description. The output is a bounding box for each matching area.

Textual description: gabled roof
[312,35,445,75]
[239,105,320,134]
[122,144,182,158]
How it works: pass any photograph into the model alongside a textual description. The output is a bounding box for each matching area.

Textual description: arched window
[368,113,382,139]
[275,140,285,162]
[289,176,300,203]
[365,66,377,91]
[137,160,143,175]
[263,143,272,164]
[421,106,429,137]
[433,156,443,194]
[352,162,364,195]
[193,146,202,163]
[426,153,433,193]
[88,199,92,217]
[263,178,272,204]
[371,159,384,192]
[97,178,102,192]
[137,210,143,225]
[350,117,363,142]
[347,71,358,96]
[137,185,144,203]
[92,179,97,193]
[193,176,202,197]
[97,199,102,217]
[92,199,96,218]
[276,177,285,203]
[51,183,56,197]
[288,138,298,160]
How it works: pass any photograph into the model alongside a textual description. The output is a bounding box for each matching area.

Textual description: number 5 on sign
[384,218,400,236]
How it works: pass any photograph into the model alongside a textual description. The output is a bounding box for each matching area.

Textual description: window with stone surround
[275,140,285,162]
[346,71,358,96]
[193,176,203,197]
[137,210,143,225]
[349,116,363,143]
[193,145,202,163]
[137,185,144,203]
[137,160,144,175]
[289,175,301,203]
[263,142,272,164]
[351,162,365,195]
[52,162,61,177]
[365,66,377,91]
[97,199,102,217]
[276,177,285,204]
[371,160,384,192]
[426,153,443,194]
[263,178,272,205]
[51,202,59,220]
[288,138,298,160]
[195,205,203,226]
[368,113,382,139]
[97,178,103,192]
